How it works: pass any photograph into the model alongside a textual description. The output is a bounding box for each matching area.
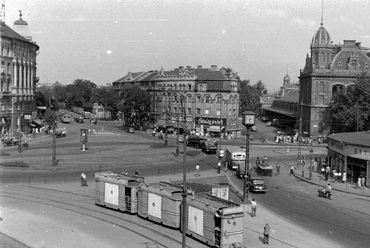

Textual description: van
[224,146,246,170]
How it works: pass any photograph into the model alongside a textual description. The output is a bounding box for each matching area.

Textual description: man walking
[217,160,221,174]
[290,164,294,175]
[263,223,270,244]
[81,172,84,187]
[196,163,200,177]
[276,162,280,175]
[251,199,257,217]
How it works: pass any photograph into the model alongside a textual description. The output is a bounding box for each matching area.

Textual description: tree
[239,80,266,114]
[43,109,59,132]
[92,85,120,119]
[117,86,152,130]
[329,76,370,132]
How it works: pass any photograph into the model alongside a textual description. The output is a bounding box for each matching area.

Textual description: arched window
[205,96,210,103]
[196,95,201,103]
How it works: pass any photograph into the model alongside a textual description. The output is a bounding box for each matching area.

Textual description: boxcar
[185,193,244,248]
[95,171,142,214]
[138,181,183,228]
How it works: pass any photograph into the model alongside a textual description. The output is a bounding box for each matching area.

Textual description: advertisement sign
[195,117,226,126]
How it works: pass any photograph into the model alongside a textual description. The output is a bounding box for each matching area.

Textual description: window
[205,96,210,103]
[196,108,200,114]
[205,109,209,115]
[187,108,191,114]
[196,95,201,102]
[216,110,221,116]
[174,107,177,112]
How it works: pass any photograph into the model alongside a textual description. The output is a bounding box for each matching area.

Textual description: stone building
[0,11,39,136]
[113,65,242,136]
[299,20,370,136]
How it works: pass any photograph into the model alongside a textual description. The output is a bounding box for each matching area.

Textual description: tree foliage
[117,86,152,129]
[239,80,267,115]
[92,85,120,119]
[329,76,370,132]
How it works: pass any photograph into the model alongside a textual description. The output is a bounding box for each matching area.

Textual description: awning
[32,119,44,126]
[37,106,47,110]
[155,119,174,127]
[208,126,223,132]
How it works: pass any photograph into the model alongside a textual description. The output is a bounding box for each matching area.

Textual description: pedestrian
[195,163,200,177]
[276,162,280,175]
[256,157,261,166]
[290,164,294,175]
[135,169,139,177]
[80,171,84,187]
[357,178,362,189]
[251,199,257,217]
[361,177,366,189]
[342,171,347,183]
[217,160,221,174]
[263,223,270,244]
[82,172,88,187]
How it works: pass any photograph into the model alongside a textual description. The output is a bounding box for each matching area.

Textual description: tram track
[0,185,201,248]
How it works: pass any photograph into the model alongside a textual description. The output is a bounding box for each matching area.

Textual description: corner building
[113,65,242,136]
[0,12,39,136]
[299,21,370,136]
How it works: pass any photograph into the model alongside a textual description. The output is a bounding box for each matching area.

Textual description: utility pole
[298,102,303,175]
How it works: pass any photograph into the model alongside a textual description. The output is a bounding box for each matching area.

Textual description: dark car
[75,116,84,123]
[186,135,206,149]
[248,177,267,193]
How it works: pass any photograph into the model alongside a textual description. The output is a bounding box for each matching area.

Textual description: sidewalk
[1,168,340,248]
[292,164,370,197]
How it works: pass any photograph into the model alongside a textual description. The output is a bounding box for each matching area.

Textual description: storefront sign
[195,117,226,126]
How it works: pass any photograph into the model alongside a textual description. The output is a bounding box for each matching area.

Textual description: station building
[112,65,243,136]
[327,131,370,186]
[0,11,39,136]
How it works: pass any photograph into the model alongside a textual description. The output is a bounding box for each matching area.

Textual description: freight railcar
[185,193,244,248]
[95,171,142,214]
[138,181,183,228]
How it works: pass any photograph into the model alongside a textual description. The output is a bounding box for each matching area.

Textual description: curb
[294,174,370,198]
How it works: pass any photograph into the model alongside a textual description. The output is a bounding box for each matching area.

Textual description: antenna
[321,0,324,26]
[0,0,5,23]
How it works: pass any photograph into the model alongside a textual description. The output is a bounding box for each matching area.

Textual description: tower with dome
[299,18,370,136]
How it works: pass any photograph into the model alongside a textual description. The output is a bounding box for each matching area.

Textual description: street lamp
[242,111,256,202]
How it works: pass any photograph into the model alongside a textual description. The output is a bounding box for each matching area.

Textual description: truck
[2,137,29,147]
[186,135,207,149]
[200,139,218,154]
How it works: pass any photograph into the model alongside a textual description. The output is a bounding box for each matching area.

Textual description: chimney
[186,66,192,69]
[211,65,217,71]
[179,66,184,70]
[197,65,202,69]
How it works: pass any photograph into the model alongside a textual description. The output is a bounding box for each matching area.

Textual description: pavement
[1,129,368,247]
[1,167,346,248]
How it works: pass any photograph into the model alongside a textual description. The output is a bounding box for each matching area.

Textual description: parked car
[201,139,218,154]
[75,116,84,123]
[248,177,267,193]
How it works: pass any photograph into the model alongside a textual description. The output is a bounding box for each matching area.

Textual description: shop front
[195,117,226,137]
[327,132,370,186]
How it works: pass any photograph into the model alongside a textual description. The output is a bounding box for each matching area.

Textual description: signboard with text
[195,117,226,126]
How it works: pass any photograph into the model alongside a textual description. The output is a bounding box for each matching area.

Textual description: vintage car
[2,137,29,147]
[248,177,267,193]
[55,128,67,138]
[74,116,84,123]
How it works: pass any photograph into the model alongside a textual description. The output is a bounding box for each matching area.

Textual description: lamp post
[242,111,256,202]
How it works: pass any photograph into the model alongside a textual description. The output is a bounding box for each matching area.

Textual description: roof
[311,24,331,47]
[328,131,370,147]
[0,22,39,49]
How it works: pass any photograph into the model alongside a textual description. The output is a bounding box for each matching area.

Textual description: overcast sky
[5,0,370,92]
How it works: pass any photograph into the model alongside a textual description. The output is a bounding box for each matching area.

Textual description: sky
[4,0,370,93]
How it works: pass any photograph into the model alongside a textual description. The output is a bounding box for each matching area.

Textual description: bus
[224,146,246,171]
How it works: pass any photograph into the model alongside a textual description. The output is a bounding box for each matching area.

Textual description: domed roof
[311,24,331,46]
[283,73,290,81]
[14,11,28,26]
[14,18,28,26]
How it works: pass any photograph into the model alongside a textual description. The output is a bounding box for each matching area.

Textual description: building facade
[113,65,243,136]
[327,131,370,186]
[0,12,39,136]
[299,21,370,136]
